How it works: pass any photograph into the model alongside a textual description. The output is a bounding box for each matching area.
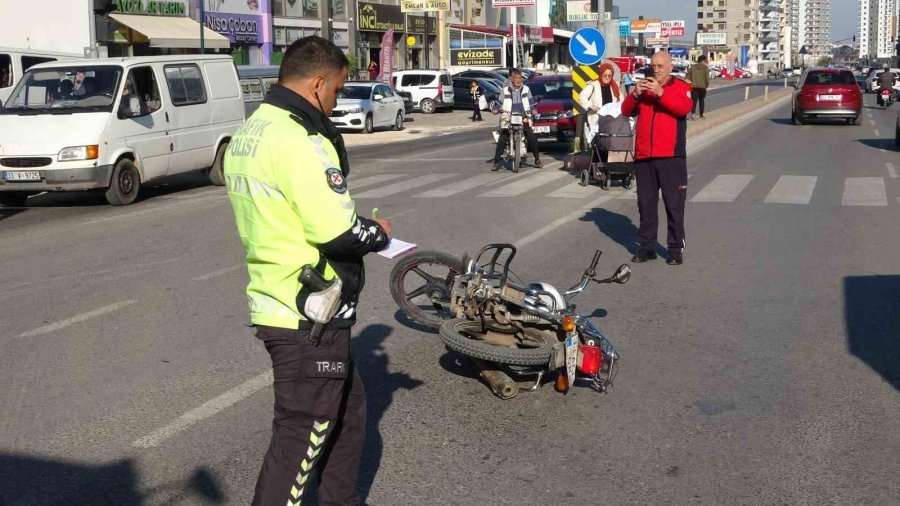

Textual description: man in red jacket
[621,51,693,265]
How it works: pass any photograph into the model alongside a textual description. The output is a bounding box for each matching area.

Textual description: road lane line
[887,162,898,178]
[869,119,876,126]
[133,370,273,449]
[518,189,625,247]
[479,172,568,197]
[350,173,407,190]
[764,175,818,204]
[416,173,514,198]
[19,300,136,338]
[691,175,754,202]
[353,173,457,199]
[193,265,244,281]
[873,128,881,136]
[362,158,487,162]
[546,180,599,198]
[842,177,888,206]
[85,194,225,225]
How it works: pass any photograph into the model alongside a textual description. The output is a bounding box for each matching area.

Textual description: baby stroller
[578,115,635,190]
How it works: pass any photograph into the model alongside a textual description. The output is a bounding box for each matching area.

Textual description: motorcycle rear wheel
[439,318,557,366]
[390,251,463,330]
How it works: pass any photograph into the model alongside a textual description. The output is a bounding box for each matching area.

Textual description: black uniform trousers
[634,157,688,252]
[252,325,366,506]
[471,100,482,120]
[691,88,707,116]
[494,124,540,162]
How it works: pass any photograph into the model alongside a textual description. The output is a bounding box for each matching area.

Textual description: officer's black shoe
[667,249,684,265]
[631,249,658,263]
[534,158,544,168]
[491,162,501,171]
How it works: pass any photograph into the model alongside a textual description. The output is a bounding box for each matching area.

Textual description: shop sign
[492,0,535,6]
[509,25,553,44]
[113,0,187,16]
[646,37,669,47]
[566,1,598,22]
[358,1,406,32]
[401,0,449,12]
[630,19,661,34]
[696,32,727,46]
[660,20,685,38]
[450,48,502,66]
[206,13,261,43]
[406,15,437,34]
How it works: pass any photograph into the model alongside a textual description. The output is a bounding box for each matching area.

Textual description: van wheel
[420,98,436,114]
[0,192,30,207]
[393,111,404,131]
[209,142,228,186]
[364,114,374,134]
[105,158,140,206]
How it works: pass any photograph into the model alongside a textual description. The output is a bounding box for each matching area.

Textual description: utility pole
[200,0,205,54]
[320,0,331,44]
[512,7,518,68]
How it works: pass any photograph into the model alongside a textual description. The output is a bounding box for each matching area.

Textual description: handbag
[478,94,487,110]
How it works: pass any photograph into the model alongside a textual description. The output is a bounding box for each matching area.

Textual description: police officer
[224,36,392,506]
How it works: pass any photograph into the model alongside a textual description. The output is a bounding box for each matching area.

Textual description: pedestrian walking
[470,81,483,121]
[368,60,379,80]
[686,56,710,120]
[578,62,623,162]
[224,36,392,506]
[621,51,693,265]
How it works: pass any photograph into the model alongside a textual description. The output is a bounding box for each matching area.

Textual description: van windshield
[0,65,122,114]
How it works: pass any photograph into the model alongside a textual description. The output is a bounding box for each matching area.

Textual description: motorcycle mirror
[611,264,632,284]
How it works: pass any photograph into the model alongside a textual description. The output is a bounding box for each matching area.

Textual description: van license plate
[3,171,41,181]
[818,95,841,101]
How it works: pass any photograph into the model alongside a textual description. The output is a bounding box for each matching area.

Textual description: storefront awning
[109,13,230,49]
[553,29,574,39]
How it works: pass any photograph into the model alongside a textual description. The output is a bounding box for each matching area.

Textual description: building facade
[859,0,898,62]
[793,0,831,63]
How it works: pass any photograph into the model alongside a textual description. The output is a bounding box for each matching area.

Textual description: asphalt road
[2,91,899,505]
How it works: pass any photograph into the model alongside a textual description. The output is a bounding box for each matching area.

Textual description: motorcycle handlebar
[589,250,602,272]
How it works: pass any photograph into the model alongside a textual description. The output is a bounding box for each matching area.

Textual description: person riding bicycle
[490,68,542,171]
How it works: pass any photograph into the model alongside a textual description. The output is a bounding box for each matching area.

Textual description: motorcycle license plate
[533,126,551,134]
[2,171,41,181]
[510,115,523,125]
[565,335,577,383]
[818,95,841,101]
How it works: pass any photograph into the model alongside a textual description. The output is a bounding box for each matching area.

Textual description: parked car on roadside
[237,65,279,116]
[527,74,577,143]
[396,89,414,114]
[453,69,506,84]
[490,68,539,80]
[0,47,83,107]
[792,68,861,125]
[330,82,405,133]
[451,77,501,111]
[391,69,455,113]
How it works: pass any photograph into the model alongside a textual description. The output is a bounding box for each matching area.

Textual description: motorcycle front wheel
[439,318,557,366]
[390,251,463,330]
[512,130,522,173]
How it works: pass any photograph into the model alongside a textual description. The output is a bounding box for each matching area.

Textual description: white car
[0,55,244,206]
[391,70,455,114]
[330,82,405,133]
[868,70,900,94]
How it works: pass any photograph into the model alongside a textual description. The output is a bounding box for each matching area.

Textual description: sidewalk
[342,109,492,148]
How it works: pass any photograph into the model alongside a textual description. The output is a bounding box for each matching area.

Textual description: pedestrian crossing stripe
[572,64,602,116]
[350,172,895,207]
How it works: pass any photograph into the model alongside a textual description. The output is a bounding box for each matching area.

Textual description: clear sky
[615,0,857,43]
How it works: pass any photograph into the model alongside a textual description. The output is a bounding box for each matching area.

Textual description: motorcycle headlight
[560,110,574,119]
[345,107,364,114]
[58,145,99,162]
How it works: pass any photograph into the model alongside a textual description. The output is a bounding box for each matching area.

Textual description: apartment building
[859,0,897,62]
[793,0,831,61]
[696,0,789,71]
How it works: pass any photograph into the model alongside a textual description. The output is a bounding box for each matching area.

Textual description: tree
[816,56,831,66]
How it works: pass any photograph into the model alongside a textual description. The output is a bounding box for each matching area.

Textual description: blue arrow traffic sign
[569,27,606,66]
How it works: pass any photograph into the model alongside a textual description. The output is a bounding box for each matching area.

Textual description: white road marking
[869,119,876,126]
[133,370,273,449]
[691,175,754,202]
[19,300,136,338]
[85,194,224,225]
[518,189,626,247]
[873,128,881,136]
[479,172,568,197]
[764,175,818,205]
[618,187,639,199]
[416,173,514,198]
[193,265,244,281]
[886,162,898,178]
[353,173,457,199]
[362,158,487,162]
[349,173,407,190]
[546,180,599,198]
[842,177,888,206]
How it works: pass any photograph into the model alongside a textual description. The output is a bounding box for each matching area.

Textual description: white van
[0,48,83,107]
[0,55,244,206]
[391,70,455,113]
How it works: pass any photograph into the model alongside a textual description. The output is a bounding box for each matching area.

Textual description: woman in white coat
[578,62,624,163]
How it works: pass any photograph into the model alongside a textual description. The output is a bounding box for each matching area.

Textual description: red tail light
[577,345,602,376]
[438,82,444,98]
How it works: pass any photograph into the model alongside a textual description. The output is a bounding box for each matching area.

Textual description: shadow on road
[844,275,900,392]
[0,454,224,505]
[770,118,794,125]
[858,138,896,151]
[0,207,27,221]
[580,207,665,257]
[352,323,424,502]
[393,309,439,334]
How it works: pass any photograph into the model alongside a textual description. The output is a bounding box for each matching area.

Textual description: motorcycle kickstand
[527,371,545,392]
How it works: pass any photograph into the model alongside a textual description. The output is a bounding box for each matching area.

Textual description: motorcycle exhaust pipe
[469,357,519,399]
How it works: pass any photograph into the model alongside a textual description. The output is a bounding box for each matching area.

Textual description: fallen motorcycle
[389,244,631,399]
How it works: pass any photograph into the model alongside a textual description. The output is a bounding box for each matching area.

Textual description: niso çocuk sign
[114,0,186,16]
[451,48,501,67]
[206,13,260,43]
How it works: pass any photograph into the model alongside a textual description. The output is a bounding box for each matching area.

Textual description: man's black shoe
[534,158,544,168]
[631,249,658,263]
[491,162,501,171]
[667,250,684,265]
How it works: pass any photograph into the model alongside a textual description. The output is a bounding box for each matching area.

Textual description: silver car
[330,82,406,133]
